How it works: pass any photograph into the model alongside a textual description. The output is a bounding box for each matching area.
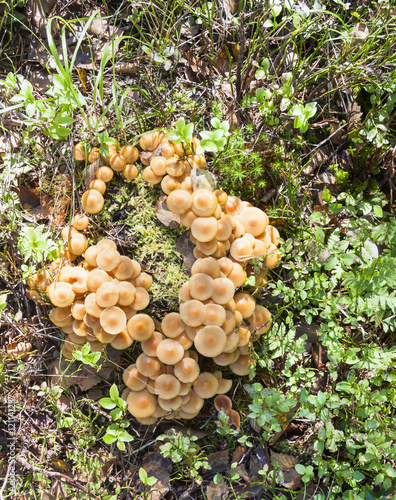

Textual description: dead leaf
[351,22,369,45]
[84,158,103,188]
[207,450,229,474]
[29,69,53,91]
[7,341,32,359]
[17,186,40,210]
[271,452,298,469]
[206,478,229,500]
[27,0,57,36]
[114,62,139,75]
[176,231,196,273]
[158,424,207,440]
[85,10,107,36]
[55,395,71,413]
[156,196,180,228]
[142,452,172,500]
[77,68,87,93]
[232,445,246,464]
[271,452,302,490]
[249,446,270,482]
[347,100,363,133]
[232,464,249,483]
[191,168,216,191]
[303,146,331,175]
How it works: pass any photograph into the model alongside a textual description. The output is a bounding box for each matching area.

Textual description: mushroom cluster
[44,236,152,358]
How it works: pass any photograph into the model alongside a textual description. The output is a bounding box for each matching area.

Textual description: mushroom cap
[70,268,89,295]
[81,189,104,214]
[120,145,139,164]
[150,156,167,176]
[194,326,227,357]
[134,272,152,290]
[155,374,181,399]
[87,269,112,292]
[136,353,162,377]
[180,209,197,227]
[191,189,218,217]
[234,292,256,319]
[100,306,127,334]
[227,263,247,287]
[71,300,86,321]
[221,310,236,334]
[229,354,255,376]
[158,396,182,412]
[132,287,150,311]
[96,238,117,251]
[213,351,236,366]
[223,196,243,216]
[141,331,165,357]
[204,303,226,326]
[189,273,214,301]
[127,314,155,342]
[264,244,281,269]
[96,282,120,308]
[114,256,140,280]
[156,339,184,365]
[223,331,240,353]
[246,305,272,337]
[166,157,186,177]
[73,142,87,161]
[229,409,241,429]
[191,217,218,242]
[94,326,117,343]
[159,141,175,159]
[265,224,280,246]
[179,282,192,302]
[127,389,157,419]
[96,166,114,183]
[217,219,232,241]
[89,179,106,194]
[48,282,75,308]
[214,395,232,414]
[111,329,134,349]
[173,332,193,350]
[96,248,121,272]
[72,214,89,231]
[195,238,218,256]
[161,175,181,194]
[110,153,127,172]
[217,257,233,276]
[180,300,206,327]
[49,307,72,327]
[215,189,228,206]
[123,164,138,180]
[230,238,253,262]
[180,389,204,414]
[238,207,269,236]
[216,377,233,395]
[174,357,200,384]
[143,166,162,184]
[117,281,136,306]
[84,292,105,318]
[161,313,185,338]
[167,189,193,215]
[194,372,219,399]
[87,147,100,163]
[191,257,221,278]
[184,325,200,341]
[123,364,148,391]
[84,245,99,267]
[72,319,91,337]
[211,278,235,305]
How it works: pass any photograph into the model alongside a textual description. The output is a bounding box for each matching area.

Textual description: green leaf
[353,470,365,481]
[210,117,220,128]
[374,205,383,217]
[109,384,119,401]
[166,131,181,142]
[117,441,126,451]
[99,398,116,410]
[139,467,148,482]
[385,465,396,478]
[295,464,306,475]
[103,433,118,444]
[175,118,186,132]
[271,5,282,17]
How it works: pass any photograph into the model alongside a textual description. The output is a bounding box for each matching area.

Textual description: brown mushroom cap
[81,189,104,214]
[117,281,136,306]
[96,166,114,183]
[127,388,157,419]
[238,207,269,236]
[221,310,236,334]
[114,256,140,280]
[223,331,240,353]
[96,238,117,251]
[143,166,162,184]
[194,326,227,357]
[191,217,218,243]
[204,303,226,326]
[150,156,167,176]
[213,351,236,366]
[72,214,89,231]
[194,372,219,399]
[123,364,148,391]
[195,238,218,256]
[48,282,76,308]
[191,257,221,278]
[180,300,206,327]
[173,332,193,351]
[84,292,105,318]
[229,354,255,376]
[180,209,197,228]
[49,307,72,327]
[189,273,214,301]
[217,257,233,276]
[111,329,134,349]
[229,409,241,429]
[211,278,235,305]
[136,353,162,377]
[161,175,181,194]
[214,395,232,414]
[141,331,165,357]
[158,396,182,412]
[234,292,256,319]
[132,287,150,310]
[72,319,90,337]
[94,325,117,343]
[97,248,121,272]
[174,357,200,384]
[96,282,120,308]
[230,238,253,262]
[227,263,247,287]
[100,306,127,334]
[120,145,139,164]
[166,157,186,177]
[161,313,185,338]
[216,377,233,395]
[127,314,155,341]
[87,147,100,163]
[155,374,181,399]
[246,305,272,337]
[264,243,281,269]
[71,300,86,321]
[89,179,106,194]
[156,339,184,365]
[134,272,152,290]
[73,142,87,161]
[87,269,112,292]
[110,153,127,172]
[179,282,192,302]
[167,189,193,214]
[180,389,204,414]
[191,189,218,217]
[123,164,138,180]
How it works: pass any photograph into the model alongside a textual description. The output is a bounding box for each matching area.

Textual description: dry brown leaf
[206,478,229,500]
[271,452,298,469]
[142,452,172,500]
[55,395,71,413]
[29,70,53,91]
[207,450,229,474]
[156,196,180,228]
[176,231,196,273]
[114,62,139,75]
[191,168,216,191]
[84,158,103,188]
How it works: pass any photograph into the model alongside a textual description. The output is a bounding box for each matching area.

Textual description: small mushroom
[194,326,227,357]
[95,282,120,308]
[161,313,185,338]
[89,179,106,194]
[191,189,218,217]
[127,314,155,342]
[136,353,162,377]
[120,145,139,164]
[47,282,75,308]
[214,395,232,415]
[211,278,235,305]
[123,364,149,391]
[174,357,200,384]
[72,214,89,231]
[127,389,157,419]
[194,372,219,399]
[166,189,193,214]
[87,269,112,292]
[100,306,127,334]
[123,164,138,180]
[156,339,184,365]
[191,217,218,243]
[155,374,181,400]
[180,300,206,327]
[189,273,214,301]
[96,248,121,272]
[96,166,114,183]
[81,189,104,214]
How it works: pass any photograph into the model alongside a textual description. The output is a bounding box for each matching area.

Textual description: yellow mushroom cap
[87,269,112,292]
[114,256,140,280]
[110,329,134,350]
[81,189,104,214]
[161,175,181,194]
[194,372,219,399]
[227,263,247,287]
[123,364,148,391]
[110,153,127,172]
[189,273,214,301]
[161,313,185,338]
[141,331,165,357]
[100,306,127,334]
[84,292,105,318]
[87,147,100,163]
[211,278,235,305]
[166,157,186,177]
[155,374,181,399]
[84,245,99,267]
[217,257,233,276]
[150,156,167,176]
[132,287,150,310]
[96,248,121,272]
[229,354,255,376]
[127,314,155,342]
[95,282,120,308]
[143,166,162,184]
[194,326,227,357]
[127,389,157,419]
[191,217,218,243]
[191,257,221,278]
[73,142,87,161]
[89,179,106,194]
[156,339,184,365]
[72,214,89,231]
[174,357,200,384]
[133,272,152,290]
[264,243,281,269]
[123,164,138,180]
[48,282,75,308]
[180,389,204,414]
[234,292,256,319]
[204,303,226,326]
[191,189,218,217]
[167,189,193,214]
[214,395,232,414]
[246,305,272,337]
[238,207,269,236]
[230,238,254,262]
[116,281,136,306]
[96,166,114,183]
[120,145,139,164]
[49,307,72,327]
[180,300,206,327]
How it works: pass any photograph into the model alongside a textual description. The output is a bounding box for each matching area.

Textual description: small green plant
[166,117,194,147]
[288,102,317,133]
[17,224,58,279]
[72,343,102,369]
[139,467,158,487]
[199,118,230,152]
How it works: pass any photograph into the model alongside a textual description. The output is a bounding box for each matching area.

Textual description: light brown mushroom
[141,331,165,357]
[84,293,105,318]
[87,147,100,163]
[194,372,219,399]
[96,282,120,308]
[87,269,112,292]
[173,332,193,350]
[214,395,232,415]
[174,357,200,384]
[191,189,218,217]
[229,354,255,376]
[161,313,185,338]
[100,306,127,334]
[49,307,72,327]
[238,207,269,236]
[264,243,281,269]
[189,273,214,301]
[110,153,127,172]
[81,189,104,214]
[47,282,76,308]
[158,396,182,412]
[135,353,162,378]
[123,164,138,180]
[180,300,206,327]
[133,273,152,290]
[150,156,167,176]
[166,157,186,177]
[194,326,227,357]
[161,175,181,194]
[89,179,106,194]
[123,364,148,391]
[143,166,162,184]
[132,287,150,310]
[234,292,256,319]
[180,390,204,414]
[111,329,134,349]
[156,339,184,365]
[113,256,139,280]
[246,305,272,337]
[230,238,253,262]
[120,145,139,164]
[203,303,226,326]
[127,314,155,342]
[166,189,192,214]
[127,389,157,419]
[191,217,218,243]
[227,263,247,287]
[72,214,89,231]
[96,248,121,272]
[96,166,114,183]
[155,374,181,400]
[229,409,241,429]
[211,278,235,305]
